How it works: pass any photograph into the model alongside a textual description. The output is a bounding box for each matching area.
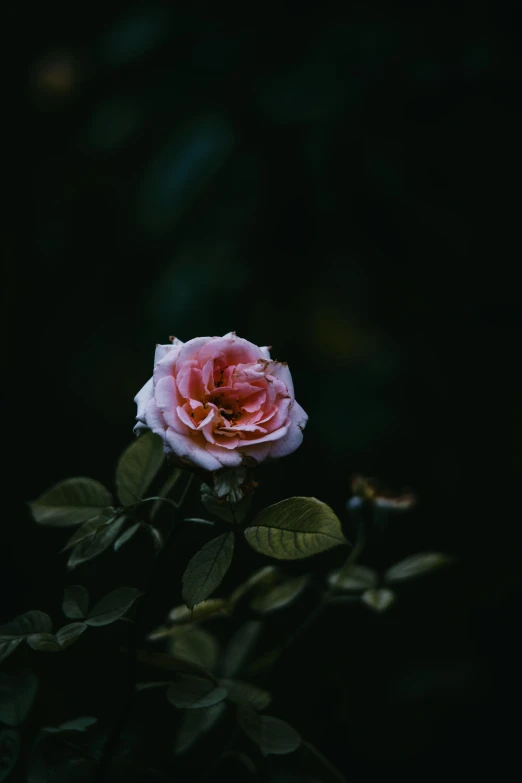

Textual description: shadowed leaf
[182,532,235,609]
[327,564,378,592]
[169,627,219,671]
[0,672,38,727]
[85,587,142,627]
[220,621,262,678]
[220,679,272,710]
[67,516,126,569]
[56,623,87,649]
[116,432,165,507]
[245,497,347,560]
[29,478,113,527]
[62,586,89,619]
[174,702,226,755]
[0,728,20,783]
[384,552,454,583]
[166,676,227,709]
[237,705,301,755]
[361,588,395,612]
[250,575,309,613]
[0,611,52,641]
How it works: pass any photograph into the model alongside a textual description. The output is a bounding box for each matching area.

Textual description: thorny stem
[95,474,194,782]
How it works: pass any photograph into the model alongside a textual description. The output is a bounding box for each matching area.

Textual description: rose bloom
[134,332,308,473]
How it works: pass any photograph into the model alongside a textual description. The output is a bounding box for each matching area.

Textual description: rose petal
[134,378,154,424]
[196,337,263,367]
[203,443,243,467]
[262,396,292,433]
[155,376,189,434]
[267,361,294,397]
[154,340,183,365]
[259,346,271,360]
[239,441,272,463]
[176,364,205,401]
[268,401,308,459]
[175,337,214,369]
[164,428,222,472]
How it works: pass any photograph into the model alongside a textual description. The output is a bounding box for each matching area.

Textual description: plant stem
[95,474,193,782]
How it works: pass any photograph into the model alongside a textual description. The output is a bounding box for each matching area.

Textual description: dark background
[5,2,522,780]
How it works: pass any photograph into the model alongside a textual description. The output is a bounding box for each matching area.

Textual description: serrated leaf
[201,484,251,524]
[182,532,235,609]
[250,575,309,613]
[42,716,97,733]
[327,564,379,592]
[361,588,395,612]
[0,672,38,727]
[166,675,227,709]
[169,627,219,671]
[55,623,87,649]
[85,587,142,627]
[174,702,226,754]
[27,634,61,652]
[113,523,141,552]
[0,727,20,783]
[244,497,347,560]
[67,516,126,569]
[220,679,272,710]
[62,586,89,619]
[298,740,347,783]
[29,478,113,527]
[220,621,262,678]
[0,640,22,665]
[151,469,182,519]
[0,611,52,641]
[116,432,164,507]
[384,552,454,584]
[237,705,301,755]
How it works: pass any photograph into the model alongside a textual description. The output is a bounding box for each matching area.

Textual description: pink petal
[203,443,243,467]
[134,378,154,424]
[155,376,189,434]
[239,441,272,464]
[268,401,308,459]
[164,428,222,472]
[176,364,205,401]
[234,426,288,446]
[266,361,294,397]
[174,337,213,370]
[154,341,183,366]
[262,396,292,433]
[196,336,262,367]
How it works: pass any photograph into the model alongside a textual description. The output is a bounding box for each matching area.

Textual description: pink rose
[134,332,308,473]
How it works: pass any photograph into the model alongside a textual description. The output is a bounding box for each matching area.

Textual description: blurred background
[5,1,522,779]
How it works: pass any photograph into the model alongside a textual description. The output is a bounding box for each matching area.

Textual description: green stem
[95,474,194,782]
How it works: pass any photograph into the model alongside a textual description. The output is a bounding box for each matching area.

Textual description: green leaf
[151,469,182,519]
[113,522,141,552]
[229,566,281,609]
[250,575,309,613]
[384,552,454,584]
[55,623,87,649]
[135,650,217,681]
[0,727,20,783]
[244,497,347,560]
[327,564,378,592]
[166,675,227,709]
[116,432,164,507]
[61,512,115,551]
[29,478,113,527]
[0,672,38,727]
[27,634,61,652]
[0,611,52,641]
[201,483,252,524]
[169,627,219,671]
[182,532,235,609]
[0,641,22,664]
[85,587,142,627]
[237,705,301,756]
[220,679,272,710]
[361,588,395,612]
[42,717,97,733]
[221,621,262,678]
[173,702,226,755]
[67,515,126,569]
[298,740,347,783]
[62,585,89,619]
